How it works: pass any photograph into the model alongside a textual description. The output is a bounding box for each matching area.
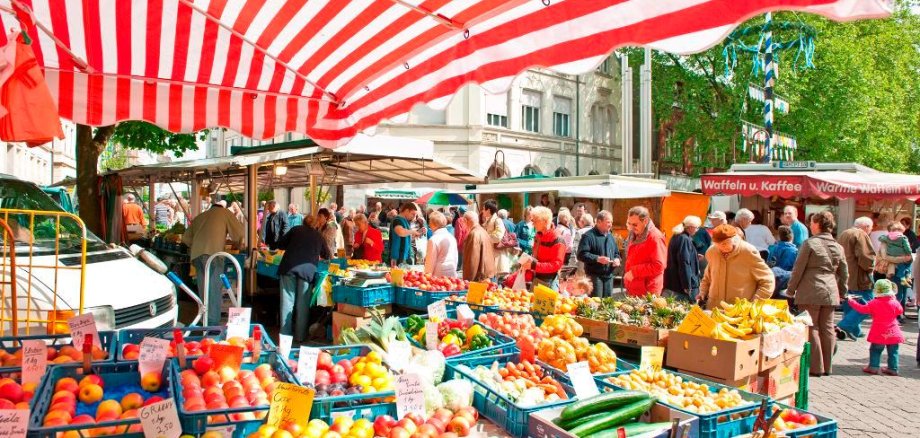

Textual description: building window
[484,91,509,128]
[552,96,572,137]
[597,56,612,75]
[521,90,541,133]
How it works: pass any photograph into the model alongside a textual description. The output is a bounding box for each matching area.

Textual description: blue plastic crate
[332,284,395,307]
[256,261,279,278]
[444,299,500,314]
[397,287,467,310]
[598,370,770,438]
[770,404,838,438]
[400,314,517,362]
[172,352,296,437]
[28,361,174,438]
[446,352,576,437]
[117,324,277,361]
[0,331,117,375]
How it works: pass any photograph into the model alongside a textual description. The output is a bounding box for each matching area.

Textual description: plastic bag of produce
[437,379,474,411]
[405,350,446,385]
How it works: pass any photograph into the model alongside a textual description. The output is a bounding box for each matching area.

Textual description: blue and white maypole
[762,12,775,163]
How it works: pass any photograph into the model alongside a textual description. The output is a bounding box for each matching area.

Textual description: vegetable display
[575,295,690,329]
[709,299,796,341]
[339,310,408,356]
[457,360,568,407]
[553,392,664,438]
[247,406,480,438]
[605,369,751,414]
[405,317,493,358]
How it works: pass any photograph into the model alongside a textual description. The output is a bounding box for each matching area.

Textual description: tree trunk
[75,124,115,237]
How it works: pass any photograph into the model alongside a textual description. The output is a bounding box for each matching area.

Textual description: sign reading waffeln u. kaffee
[702,171,920,201]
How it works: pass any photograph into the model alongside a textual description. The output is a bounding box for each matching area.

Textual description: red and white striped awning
[0,0,891,148]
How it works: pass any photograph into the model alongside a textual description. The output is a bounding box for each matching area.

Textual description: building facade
[1,121,77,185]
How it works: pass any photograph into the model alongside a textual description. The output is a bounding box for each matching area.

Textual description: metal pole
[310,175,318,215]
[763,12,775,163]
[247,164,258,296]
[639,48,653,174]
[575,74,580,176]
[620,53,633,174]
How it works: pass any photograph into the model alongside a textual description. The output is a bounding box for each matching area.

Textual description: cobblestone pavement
[807,309,919,438]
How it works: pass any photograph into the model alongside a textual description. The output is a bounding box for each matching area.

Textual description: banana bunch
[709,298,795,340]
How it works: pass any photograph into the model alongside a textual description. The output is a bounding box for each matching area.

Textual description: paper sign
[425,321,440,350]
[532,284,559,316]
[676,306,716,337]
[21,340,47,386]
[566,361,599,399]
[267,383,314,430]
[226,307,252,339]
[278,334,293,360]
[209,344,244,371]
[0,409,28,437]
[395,373,425,419]
[390,268,405,286]
[386,340,411,371]
[330,410,356,422]
[296,347,320,385]
[139,337,171,376]
[467,281,488,305]
[205,425,235,437]
[427,300,447,321]
[456,304,475,324]
[781,323,808,354]
[640,346,665,371]
[139,398,181,438]
[67,314,101,350]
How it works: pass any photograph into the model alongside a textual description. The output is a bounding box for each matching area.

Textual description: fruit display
[405,316,494,358]
[246,406,480,438]
[401,272,469,292]
[605,368,752,414]
[709,299,796,341]
[477,313,547,345]
[553,391,668,438]
[347,259,380,269]
[40,371,169,434]
[449,286,527,311]
[178,355,285,423]
[458,360,568,407]
[575,295,690,329]
[0,343,109,366]
[769,406,820,432]
[288,350,395,397]
[554,296,599,315]
[537,316,618,374]
[0,378,34,410]
[121,335,265,360]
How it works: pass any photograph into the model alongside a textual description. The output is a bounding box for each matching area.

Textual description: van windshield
[0,178,108,255]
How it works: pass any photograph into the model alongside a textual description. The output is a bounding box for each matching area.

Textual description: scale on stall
[345,269,389,288]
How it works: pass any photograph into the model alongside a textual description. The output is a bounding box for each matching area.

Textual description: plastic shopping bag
[512,267,527,291]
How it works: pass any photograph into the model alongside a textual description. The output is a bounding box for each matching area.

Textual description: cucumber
[569,398,656,437]
[553,411,612,431]
[559,390,650,421]
[584,421,674,438]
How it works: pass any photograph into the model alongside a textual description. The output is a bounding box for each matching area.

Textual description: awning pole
[247,164,258,296]
[310,175,317,215]
[147,176,156,231]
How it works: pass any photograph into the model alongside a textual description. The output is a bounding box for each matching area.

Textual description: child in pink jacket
[849,279,904,376]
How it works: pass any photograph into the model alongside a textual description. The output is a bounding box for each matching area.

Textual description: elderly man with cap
[698,224,774,308]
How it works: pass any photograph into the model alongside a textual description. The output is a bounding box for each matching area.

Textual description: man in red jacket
[623,206,667,296]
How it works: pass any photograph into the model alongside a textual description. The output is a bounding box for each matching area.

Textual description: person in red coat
[520,206,566,289]
[352,213,383,262]
[623,206,667,296]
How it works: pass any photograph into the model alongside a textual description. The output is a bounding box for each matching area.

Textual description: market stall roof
[0,1,891,149]
[451,174,670,199]
[114,133,483,188]
[701,163,920,200]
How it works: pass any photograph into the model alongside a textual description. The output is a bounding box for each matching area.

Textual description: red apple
[448,416,471,437]
[192,356,214,375]
[374,415,397,437]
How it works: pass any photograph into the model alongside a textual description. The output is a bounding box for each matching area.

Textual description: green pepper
[406,315,425,335]
[469,334,492,350]
[449,328,467,345]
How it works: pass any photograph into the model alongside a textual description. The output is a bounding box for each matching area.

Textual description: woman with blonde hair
[557,209,576,265]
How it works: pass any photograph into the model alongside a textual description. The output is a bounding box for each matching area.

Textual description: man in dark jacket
[262,200,289,249]
[276,222,331,343]
[663,216,702,301]
[577,210,620,297]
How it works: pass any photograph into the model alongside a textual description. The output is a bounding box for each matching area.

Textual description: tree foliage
[109,121,206,158]
[642,2,920,175]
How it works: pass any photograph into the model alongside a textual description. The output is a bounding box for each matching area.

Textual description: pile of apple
[246,407,479,438]
[0,378,34,410]
[178,355,282,423]
[41,371,166,435]
[402,272,469,292]
[288,350,395,399]
[772,407,820,431]
[0,344,109,366]
[121,336,262,360]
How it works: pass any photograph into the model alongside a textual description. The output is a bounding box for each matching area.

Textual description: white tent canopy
[451,174,670,199]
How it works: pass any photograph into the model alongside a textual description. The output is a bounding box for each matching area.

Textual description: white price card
[566,361,599,399]
[139,337,171,376]
[0,409,28,437]
[331,410,356,422]
[639,346,665,372]
[139,398,181,438]
[456,304,475,324]
[20,340,47,386]
[296,347,320,385]
[385,340,411,371]
[395,373,425,419]
[278,334,293,360]
[427,300,447,321]
[205,425,235,438]
[67,313,100,350]
[226,307,252,339]
[425,321,440,351]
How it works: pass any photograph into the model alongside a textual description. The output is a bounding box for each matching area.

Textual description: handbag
[496,230,519,249]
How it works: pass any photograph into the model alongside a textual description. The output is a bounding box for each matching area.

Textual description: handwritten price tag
[20,340,46,386]
[566,361,599,399]
[278,334,293,361]
[0,409,28,437]
[456,304,475,325]
[385,340,411,371]
[139,398,181,438]
[467,281,488,305]
[676,306,716,337]
[532,284,559,317]
[425,321,440,350]
[139,337,170,376]
[390,268,405,286]
[267,383,314,430]
[640,346,665,371]
[205,425,236,438]
[427,300,447,321]
[395,373,425,419]
[226,307,252,339]
[67,314,100,350]
[296,347,320,385]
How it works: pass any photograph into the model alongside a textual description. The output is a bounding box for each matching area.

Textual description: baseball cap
[708,211,727,221]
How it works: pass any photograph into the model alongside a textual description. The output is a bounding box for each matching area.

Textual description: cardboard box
[758,354,801,400]
[608,322,669,347]
[332,311,371,344]
[665,330,761,381]
[574,316,610,341]
[529,401,699,438]
[678,370,761,394]
[760,324,808,372]
[335,303,392,317]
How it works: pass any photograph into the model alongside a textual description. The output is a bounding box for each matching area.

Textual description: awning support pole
[247,164,258,296]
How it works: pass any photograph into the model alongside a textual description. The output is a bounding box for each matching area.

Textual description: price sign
[639,346,665,371]
[205,426,235,437]
[296,347,320,385]
[566,361,599,399]
[278,334,293,360]
[425,321,440,351]
[226,307,252,339]
[456,305,475,325]
[139,398,181,438]
[532,284,559,316]
[0,409,28,437]
[676,306,716,337]
[385,340,411,371]
[21,340,46,386]
[209,344,244,372]
[395,373,425,419]
[427,300,447,321]
[67,314,100,350]
[267,383,314,430]
[331,410,356,422]
[139,337,171,376]
[390,268,405,286]
[467,281,488,305]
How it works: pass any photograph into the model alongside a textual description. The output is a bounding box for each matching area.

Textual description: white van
[0,173,178,335]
